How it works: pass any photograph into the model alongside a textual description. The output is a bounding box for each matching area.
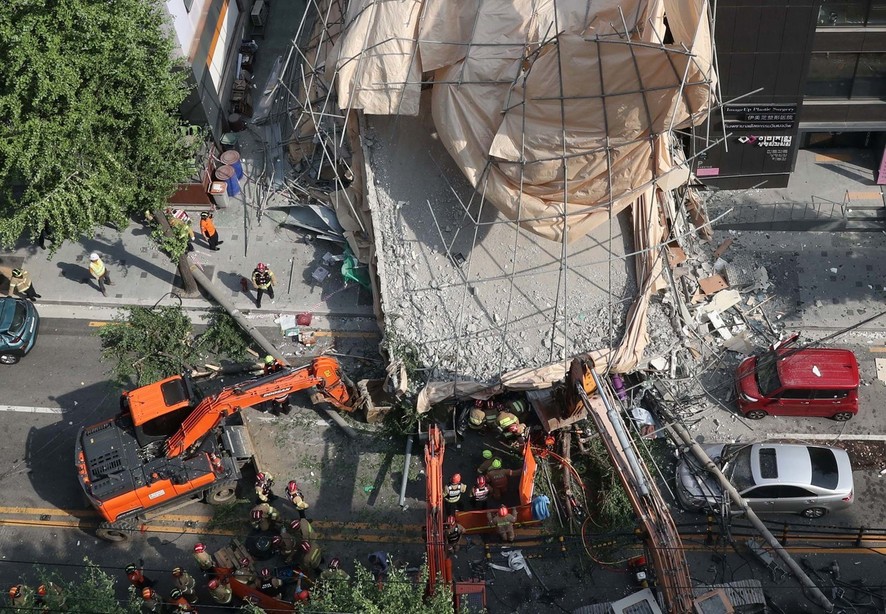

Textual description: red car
[735,336,859,421]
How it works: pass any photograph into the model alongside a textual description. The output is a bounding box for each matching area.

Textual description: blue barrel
[220,150,243,180]
[216,165,240,197]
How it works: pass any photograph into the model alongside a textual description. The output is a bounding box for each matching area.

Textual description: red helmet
[194,542,206,553]
[300,541,312,552]
[257,262,268,271]
[141,588,154,600]
[477,476,487,487]
[329,558,340,570]
[296,589,310,601]
[8,586,20,598]
[207,579,219,590]
[272,535,282,545]
[172,567,183,577]
[498,505,509,517]
[288,480,298,493]
[451,473,462,485]
[240,557,251,567]
[447,515,456,526]
[256,472,266,482]
[36,585,47,597]
[290,519,301,530]
[260,568,271,579]
[252,509,264,520]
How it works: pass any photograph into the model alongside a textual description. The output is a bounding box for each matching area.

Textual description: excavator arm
[164,356,353,458]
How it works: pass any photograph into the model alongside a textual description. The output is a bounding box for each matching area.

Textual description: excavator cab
[122,374,200,449]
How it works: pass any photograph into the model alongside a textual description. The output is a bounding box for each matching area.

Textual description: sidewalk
[705,147,886,332]
[0,0,375,332]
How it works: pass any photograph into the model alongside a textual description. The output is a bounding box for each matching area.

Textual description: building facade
[694,0,886,188]
[164,0,250,139]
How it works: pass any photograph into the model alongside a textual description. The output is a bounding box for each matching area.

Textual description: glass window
[868,0,886,24]
[755,352,782,396]
[725,446,755,492]
[758,448,778,479]
[818,0,870,25]
[853,53,886,98]
[812,389,849,399]
[779,388,813,400]
[809,448,839,489]
[805,53,857,98]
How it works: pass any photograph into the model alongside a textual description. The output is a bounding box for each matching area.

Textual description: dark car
[0,297,39,364]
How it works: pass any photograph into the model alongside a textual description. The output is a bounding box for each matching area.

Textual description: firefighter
[489,505,517,542]
[168,588,194,612]
[471,475,491,509]
[255,471,275,502]
[251,262,276,308]
[300,541,324,576]
[288,517,315,542]
[250,502,280,531]
[444,473,467,516]
[207,578,232,605]
[506,422,530,445]
[319,558,350,585]
[445,515,467,553]
[126,562,154,589]
[255,567,282,598]
[34,583,64,613]
[486,461,517,500]
[8,585,29,609]
[172,567,197,603]
[234,557,256,585]
[272,533,297,563]
[140,587,162,614]
[7,268,40,301]
[286,480,310,519]
[368,551,389,582]
[476,450,499,474]
[292,572,311,603]
[495,409,520,436]
[199,211,222,250]
[193,543,214,571]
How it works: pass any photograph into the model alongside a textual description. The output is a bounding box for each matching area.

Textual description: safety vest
[445,483,465,503]
[253,269,273,288]
[200,218,216,236]
[472,485,490,501]
[494,515,514,529]
[446,526,462,544]
[258,578,280,596]
[89,259,106,277]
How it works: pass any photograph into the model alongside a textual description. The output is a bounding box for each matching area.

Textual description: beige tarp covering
[331,0,715,241]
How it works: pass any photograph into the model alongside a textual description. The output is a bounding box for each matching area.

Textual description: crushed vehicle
[75,356,356,541]
[676,442,854,518]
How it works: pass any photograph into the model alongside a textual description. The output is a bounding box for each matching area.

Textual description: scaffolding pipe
[187,257,357,439]
[399,434,414,507]
[667,420,834,613]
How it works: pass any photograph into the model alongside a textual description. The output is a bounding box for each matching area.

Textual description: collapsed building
[267,0,722,394]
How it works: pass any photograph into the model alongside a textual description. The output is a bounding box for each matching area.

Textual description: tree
[302,560,456,614]
[0,558,140,614]
[99,305,257,385]
[0,0,197,250]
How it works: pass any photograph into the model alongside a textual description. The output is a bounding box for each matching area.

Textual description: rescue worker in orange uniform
[199,211,223,250]
[126,562,154,589]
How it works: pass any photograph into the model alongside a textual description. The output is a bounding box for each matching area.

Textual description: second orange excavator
[75,356,355,541]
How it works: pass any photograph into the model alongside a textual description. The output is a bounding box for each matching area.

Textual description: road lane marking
[869,347,886,353]
[767,433,886,441]
[0,405,64,415]
[88,321,379,338]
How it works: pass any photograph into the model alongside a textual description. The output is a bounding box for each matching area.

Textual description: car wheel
[0,353,19,365]
[832,412,853,422]
[802,507,827,519]
[745,410,768,420]
[205,481,238,505]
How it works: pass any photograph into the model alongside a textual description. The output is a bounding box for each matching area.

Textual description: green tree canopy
[0,0,197,249]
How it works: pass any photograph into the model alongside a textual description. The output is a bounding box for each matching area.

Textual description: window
[806,53,857,98]
[744,485,816,498]
[755,352,782,396]
[853,53,886,98]
[817,0,886,25]
[809,448,840,489]
[725,446,755,492]
[812,389,849,399]
[778,388,813,400]
[758,448,779,479]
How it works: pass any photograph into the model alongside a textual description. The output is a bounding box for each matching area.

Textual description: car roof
[0,297,20,333]
[776,348,859,389]
[750,444,812,486]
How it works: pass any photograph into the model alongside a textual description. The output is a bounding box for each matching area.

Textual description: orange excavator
[75,356,355,541]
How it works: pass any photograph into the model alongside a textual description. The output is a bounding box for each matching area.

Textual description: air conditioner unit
[251,0,268,26]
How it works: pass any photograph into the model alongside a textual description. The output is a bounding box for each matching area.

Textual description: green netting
[341,248,370,289]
